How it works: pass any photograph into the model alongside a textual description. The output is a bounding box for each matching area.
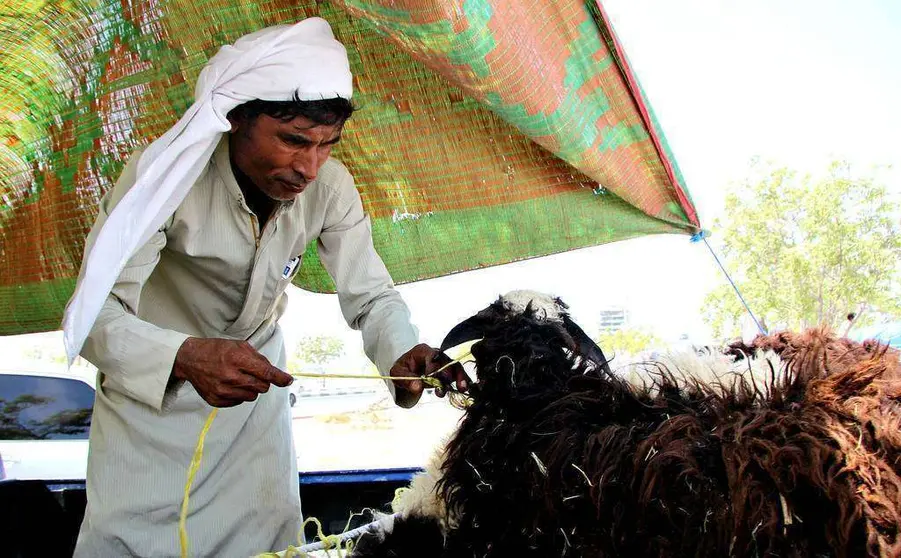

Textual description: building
[598,307,628,333]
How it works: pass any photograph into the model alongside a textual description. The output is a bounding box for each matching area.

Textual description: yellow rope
[292,371,445,387]
[254,513,369,558]
[179,407,219,558]
[178,351,474,558]
[287,352,469,384]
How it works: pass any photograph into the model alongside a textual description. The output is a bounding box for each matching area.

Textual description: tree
[596,328,663,358]
[288,336,345,388]
[23,346,67,366]
[288,335,344,369]
[703,160,901,339]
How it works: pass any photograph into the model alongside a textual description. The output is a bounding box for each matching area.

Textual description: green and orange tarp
[0,0,700,335]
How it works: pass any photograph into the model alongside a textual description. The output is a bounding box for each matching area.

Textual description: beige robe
[73,138,418,557]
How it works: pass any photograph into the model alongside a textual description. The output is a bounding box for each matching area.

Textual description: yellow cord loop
[178,349,474,558]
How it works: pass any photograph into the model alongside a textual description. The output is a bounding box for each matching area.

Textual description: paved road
[290,392,386,418]
[292,390,464,472]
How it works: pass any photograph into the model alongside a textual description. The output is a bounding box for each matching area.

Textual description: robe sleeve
[316,170,419,400]
[78,150,191,413]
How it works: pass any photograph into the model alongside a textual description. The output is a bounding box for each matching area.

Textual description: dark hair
[227,93,355,126]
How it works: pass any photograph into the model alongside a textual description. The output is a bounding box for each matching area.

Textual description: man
[64,18,468,557]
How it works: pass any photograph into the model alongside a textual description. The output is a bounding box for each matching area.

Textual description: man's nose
[292,148,318,182]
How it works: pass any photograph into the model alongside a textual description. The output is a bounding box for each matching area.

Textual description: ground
[291,390,463,472]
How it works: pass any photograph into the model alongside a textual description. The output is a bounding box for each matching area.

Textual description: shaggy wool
[353,297,901,558]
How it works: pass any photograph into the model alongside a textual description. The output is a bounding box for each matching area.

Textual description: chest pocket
[255,253,304,329]
[281,255,303,282]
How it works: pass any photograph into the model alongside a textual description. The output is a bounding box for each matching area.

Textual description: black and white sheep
[351,290,901,558]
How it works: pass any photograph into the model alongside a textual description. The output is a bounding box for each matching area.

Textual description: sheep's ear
[440,315,490,352]
[562,315,613,377]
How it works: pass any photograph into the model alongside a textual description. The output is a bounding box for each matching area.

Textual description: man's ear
[226,113,240,134]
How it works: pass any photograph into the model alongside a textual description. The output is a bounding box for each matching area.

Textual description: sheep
[351,291,901,558]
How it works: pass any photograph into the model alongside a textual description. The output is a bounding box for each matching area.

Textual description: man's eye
[283,136,309,146]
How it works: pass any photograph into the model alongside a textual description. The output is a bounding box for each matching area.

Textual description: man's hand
[172,337,294,407]
[390,343,471,409]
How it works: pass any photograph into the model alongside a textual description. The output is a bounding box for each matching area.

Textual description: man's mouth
[278,179,306,193]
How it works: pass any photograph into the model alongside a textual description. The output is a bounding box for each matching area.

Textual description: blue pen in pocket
[282,256,301,279]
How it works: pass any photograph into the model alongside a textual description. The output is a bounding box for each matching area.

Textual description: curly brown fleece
[728,330,901,556]
[354,322,901,558]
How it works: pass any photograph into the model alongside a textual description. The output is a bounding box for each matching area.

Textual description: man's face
[228,113,343,201]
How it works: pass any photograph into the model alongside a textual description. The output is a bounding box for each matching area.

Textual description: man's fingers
[235,344,293,387]
[453,367,471,393]
[224,371,271,393]
[436,358,472,393]
[205,387,259,408]
[225,388,259,404]
[404,377,425,396]
[263,365,294,387]
[392,363,424,395]
[392,374,424,409]
[389,356,427,408]
[242,364,292,388]
[426,355,470,393]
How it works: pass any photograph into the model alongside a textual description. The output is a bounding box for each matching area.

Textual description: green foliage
[288,335,345,374]
[704,160,901,339]
[23,346,68,366]
[596,328,663,358]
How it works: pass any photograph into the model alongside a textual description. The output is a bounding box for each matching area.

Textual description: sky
[2,0,900,371]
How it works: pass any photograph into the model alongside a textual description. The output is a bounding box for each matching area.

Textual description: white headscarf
[62,17,353,364]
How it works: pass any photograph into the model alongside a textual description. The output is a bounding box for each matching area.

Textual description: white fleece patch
[499,290,566,323]
[392,440,456,530]
[616,349,787,399]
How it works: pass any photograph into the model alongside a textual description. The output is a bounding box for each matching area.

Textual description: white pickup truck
[0,365,95,554]
[0,366,94,482]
